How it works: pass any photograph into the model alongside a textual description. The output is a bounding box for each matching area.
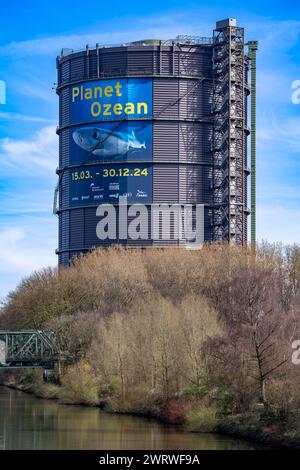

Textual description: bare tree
[215,262,289,409]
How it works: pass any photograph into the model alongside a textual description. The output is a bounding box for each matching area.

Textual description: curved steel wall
[56,40,247,265]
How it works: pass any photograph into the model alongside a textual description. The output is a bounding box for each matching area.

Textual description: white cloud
[13,81,56,103]
[247,19,300,51]
[0,111,55,122]
[0,14,298,59]
[0,125,58,174]
[0,220,57,301]
[257,205,300,244]
[0,125,58,300]
[257,116,300,149]
[257,71,293,104]
[257,185,300,201]
[0,190,54,216]
[0,29,181,58]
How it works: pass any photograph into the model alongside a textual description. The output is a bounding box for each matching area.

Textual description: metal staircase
[212,19,247,244]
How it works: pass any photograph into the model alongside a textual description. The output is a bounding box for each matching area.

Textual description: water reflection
[0,387,263,450]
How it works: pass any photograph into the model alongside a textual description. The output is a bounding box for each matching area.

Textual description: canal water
[0,387,264,450]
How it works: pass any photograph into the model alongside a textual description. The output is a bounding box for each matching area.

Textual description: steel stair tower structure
[212,19,249,245]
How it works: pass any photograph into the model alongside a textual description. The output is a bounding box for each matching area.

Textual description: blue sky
[0,0,300,299]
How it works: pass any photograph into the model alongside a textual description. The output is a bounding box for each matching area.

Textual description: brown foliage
[160,398,194,424]
[1,243,300,415]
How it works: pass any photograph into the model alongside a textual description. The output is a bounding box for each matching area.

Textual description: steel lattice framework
[0,331,59,369]
[249,41,258,252]
[212,22,249,244]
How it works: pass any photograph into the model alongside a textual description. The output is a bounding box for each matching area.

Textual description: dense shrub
[58,362,99,405]
[186,406,219,432]
[160,398,194,424]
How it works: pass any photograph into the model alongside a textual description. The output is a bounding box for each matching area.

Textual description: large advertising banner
[69,163,152,207]
[69,78,152,124]
[68,78,153,207]
[70,121,152,164]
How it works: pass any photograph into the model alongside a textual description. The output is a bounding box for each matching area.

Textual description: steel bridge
[0,330,60,369]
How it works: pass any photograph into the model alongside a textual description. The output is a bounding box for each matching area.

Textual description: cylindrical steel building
[56,18,250,265]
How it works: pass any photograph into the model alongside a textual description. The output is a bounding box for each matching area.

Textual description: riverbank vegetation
[1,244,300,447]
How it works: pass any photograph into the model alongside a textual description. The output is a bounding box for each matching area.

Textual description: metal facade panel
[69,208,84,249]
[179,123,205,163]
[60,60,70,85]
[179,165,213,204]
[59,88,70,128]
[60,172,69,209]
[153,165,179,203]
[161,50,172,75]
[179,79,205,119]
[70,55,86,81]
[153,122,179,162]
[59,211,69,251]
[178,48,210,76]
[59,128,70,168]
[202,80,213,115]
[84,207,101,247]
[88,52,98,77]
[153,79,179,119]
[127,50,154,75]
[59,252,70,265]
[100,50,127,76]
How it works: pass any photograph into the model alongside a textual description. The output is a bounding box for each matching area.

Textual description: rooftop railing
[59,35,214,59]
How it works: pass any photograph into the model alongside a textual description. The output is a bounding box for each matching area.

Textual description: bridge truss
[0,330,60,369]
